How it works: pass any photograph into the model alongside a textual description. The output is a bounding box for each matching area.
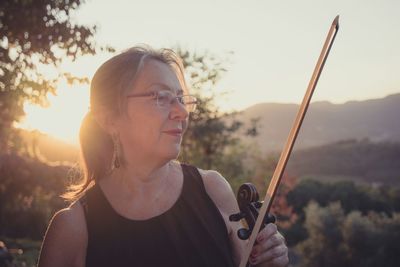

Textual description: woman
[38,46,289,267]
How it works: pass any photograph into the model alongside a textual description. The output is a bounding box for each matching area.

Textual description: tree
[343,211,400,267]
[0,0,105,153]
[296,201,400,267]
[176,47,258,190]
[287,179,398,217]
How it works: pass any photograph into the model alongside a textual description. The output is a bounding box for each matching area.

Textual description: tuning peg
[229,212,246,222]
[264,213,276,224]
[237,228,251,240]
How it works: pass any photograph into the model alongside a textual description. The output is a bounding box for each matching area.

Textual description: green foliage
[282,179,400,250]
[0,0,103,153]
[343,211,400,267]
[297,202,347,267]
[287,179,398,216]
[296,202,400,267]
[287,179,331,213]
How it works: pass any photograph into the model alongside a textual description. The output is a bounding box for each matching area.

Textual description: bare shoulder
[38,200,87,267]
[197,168,239,216]
[197,168,245,265]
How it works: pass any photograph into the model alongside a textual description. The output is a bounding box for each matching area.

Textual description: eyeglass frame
[126,89,198,113]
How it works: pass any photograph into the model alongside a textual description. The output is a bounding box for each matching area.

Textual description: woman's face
[115,59,189,164]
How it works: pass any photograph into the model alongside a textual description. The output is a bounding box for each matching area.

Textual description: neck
[108,159,172,195]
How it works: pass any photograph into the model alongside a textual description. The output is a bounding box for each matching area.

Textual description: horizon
[18,91,399,146]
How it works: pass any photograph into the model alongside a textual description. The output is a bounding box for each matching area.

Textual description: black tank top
[80,163,235,267]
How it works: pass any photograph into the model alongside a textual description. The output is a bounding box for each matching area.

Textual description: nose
[169,98,189,121]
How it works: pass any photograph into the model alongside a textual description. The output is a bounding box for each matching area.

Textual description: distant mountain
[238,93,400,153]
[285,139,400,186]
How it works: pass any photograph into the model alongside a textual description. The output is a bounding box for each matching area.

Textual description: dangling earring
[111,133,121,170]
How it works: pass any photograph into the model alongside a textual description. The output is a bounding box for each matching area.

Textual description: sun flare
[17,80,90,145]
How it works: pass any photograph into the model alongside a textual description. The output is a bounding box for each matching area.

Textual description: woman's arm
[199,169,289,267]
[199,169,245,265]
[37,201,87,267]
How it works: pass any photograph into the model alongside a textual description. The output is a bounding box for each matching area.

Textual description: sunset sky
[19,0,400,144]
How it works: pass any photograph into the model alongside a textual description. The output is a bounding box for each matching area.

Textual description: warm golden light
[18,80,90,145]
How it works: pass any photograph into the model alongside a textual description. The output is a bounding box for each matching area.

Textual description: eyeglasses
[126,90,198,112]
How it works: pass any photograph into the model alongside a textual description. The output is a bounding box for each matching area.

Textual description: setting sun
[17,80,89,145]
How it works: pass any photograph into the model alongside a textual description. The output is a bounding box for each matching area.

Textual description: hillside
[238,93,400,153]
[285,139,400,186]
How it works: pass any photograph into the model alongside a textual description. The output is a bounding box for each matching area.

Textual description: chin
[160,146,181,161]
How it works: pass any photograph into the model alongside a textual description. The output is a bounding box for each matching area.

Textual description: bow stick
[238,15,340,267]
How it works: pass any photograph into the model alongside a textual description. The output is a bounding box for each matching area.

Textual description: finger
[251,232,284,258]
[265,253,290,267]
[256,223,278,243]
[252,229,283,256]
[249,244,287,266]
[262,232,286,251]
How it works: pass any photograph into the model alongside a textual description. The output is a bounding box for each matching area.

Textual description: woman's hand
[249,223,289,267]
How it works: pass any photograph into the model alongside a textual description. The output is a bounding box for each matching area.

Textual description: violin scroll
[229,183,275,240]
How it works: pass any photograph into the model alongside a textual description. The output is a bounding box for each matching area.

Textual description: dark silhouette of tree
[0,0,108,152]
[0,153,68,239]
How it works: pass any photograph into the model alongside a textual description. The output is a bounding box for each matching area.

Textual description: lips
[163,129,183,136]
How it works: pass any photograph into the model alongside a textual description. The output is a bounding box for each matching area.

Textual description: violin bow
[239,15,340,267]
